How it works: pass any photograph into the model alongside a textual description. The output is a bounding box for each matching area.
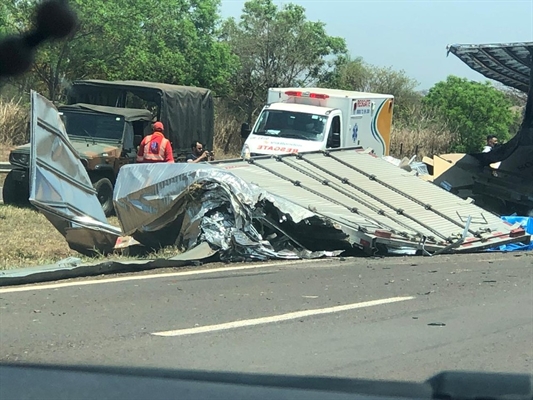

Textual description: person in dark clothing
[482,135,498,153]
[186,140,214,163]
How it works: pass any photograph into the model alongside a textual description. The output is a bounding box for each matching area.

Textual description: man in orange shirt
[136,121,175,163]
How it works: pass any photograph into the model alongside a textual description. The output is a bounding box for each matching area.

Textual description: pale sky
[220,0,533,90]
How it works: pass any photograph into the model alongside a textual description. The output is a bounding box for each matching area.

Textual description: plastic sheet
[487,216,533,252]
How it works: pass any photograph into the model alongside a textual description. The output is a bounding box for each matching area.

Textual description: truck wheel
[93,177,114,217]
[2,170,30,206]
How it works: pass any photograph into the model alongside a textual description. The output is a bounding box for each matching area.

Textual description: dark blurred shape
[0,0,78,78]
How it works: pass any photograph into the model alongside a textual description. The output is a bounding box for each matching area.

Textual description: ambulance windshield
[253,110,327,142]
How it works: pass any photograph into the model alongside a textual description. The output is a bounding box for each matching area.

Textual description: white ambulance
[240,88,394,158]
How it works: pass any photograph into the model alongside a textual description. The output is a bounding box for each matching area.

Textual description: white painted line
[152,296,415,337]
[0,259,328,294]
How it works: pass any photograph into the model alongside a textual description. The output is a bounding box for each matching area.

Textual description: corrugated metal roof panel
[446,42,532,92]
[215,149,530,252]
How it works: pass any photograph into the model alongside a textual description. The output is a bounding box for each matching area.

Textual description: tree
[422,75,516,153]
[320,55,422,123]
[221,0,347,121]
[3,0,237,101]
[111,0,238,96]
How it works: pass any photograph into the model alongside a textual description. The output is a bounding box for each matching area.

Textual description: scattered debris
[26,91,533,265]
[486,216,533,252]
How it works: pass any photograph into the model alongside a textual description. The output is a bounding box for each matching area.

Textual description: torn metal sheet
[26,90,341,262]
[211,149,531,254]
[28,90,121,256]
[113,163,343,261]
[0,243,217,287]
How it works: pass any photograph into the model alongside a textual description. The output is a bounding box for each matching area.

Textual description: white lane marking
[152,296,415,337]
[0,259,327,294]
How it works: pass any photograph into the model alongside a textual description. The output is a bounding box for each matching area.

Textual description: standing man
[186,140,215,163]
[136,121,175,163]
[482,135,498,153]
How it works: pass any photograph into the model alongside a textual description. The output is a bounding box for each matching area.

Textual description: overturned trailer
[434,42,533,216]
[27,91,531,262]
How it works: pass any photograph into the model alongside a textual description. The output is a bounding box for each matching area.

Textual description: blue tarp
[487,216,533,252]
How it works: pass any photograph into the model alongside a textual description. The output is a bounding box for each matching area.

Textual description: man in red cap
[136,121,175,163]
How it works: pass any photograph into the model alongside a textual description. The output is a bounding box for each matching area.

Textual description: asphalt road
[1,253,532,382]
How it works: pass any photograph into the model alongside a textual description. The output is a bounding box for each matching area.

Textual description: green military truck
[65,80,215,160]
[3,80,215,216]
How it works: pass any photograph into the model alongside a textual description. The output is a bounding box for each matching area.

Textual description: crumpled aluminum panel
[26,91,344,261]
[113,163,343,261]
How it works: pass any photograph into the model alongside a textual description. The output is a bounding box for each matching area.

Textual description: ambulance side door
[325,111,342,149]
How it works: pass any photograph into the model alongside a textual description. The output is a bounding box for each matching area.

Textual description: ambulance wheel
[93,177,114,217]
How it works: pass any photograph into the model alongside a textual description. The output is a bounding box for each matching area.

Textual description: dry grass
[0,205,80,269]
[390,126,455,160]
[0,147,12,162]
[213,100,244,159]
[390,106,456,159]
[0,98,29,149]
[0,206,184,270]
[0,98,28,162]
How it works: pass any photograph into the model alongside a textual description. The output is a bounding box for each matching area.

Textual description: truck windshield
[60,111,125,141]
[253,110,327,142]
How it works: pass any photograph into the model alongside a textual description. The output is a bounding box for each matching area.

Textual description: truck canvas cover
[66,80,214,152]
[58,103,153,122]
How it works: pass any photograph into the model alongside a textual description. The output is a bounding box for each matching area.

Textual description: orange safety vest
[136,132,171,163]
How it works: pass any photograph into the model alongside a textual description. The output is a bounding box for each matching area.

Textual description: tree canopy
[221,0,347,120]
[319,55,422,123]
[422,75,517,153]
[1,0,237,100]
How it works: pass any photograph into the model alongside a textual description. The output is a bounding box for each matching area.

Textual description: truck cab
[241,88,394,158]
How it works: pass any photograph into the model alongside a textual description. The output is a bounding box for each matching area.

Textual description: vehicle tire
[93,177,114,217]
[2,170,30,206]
